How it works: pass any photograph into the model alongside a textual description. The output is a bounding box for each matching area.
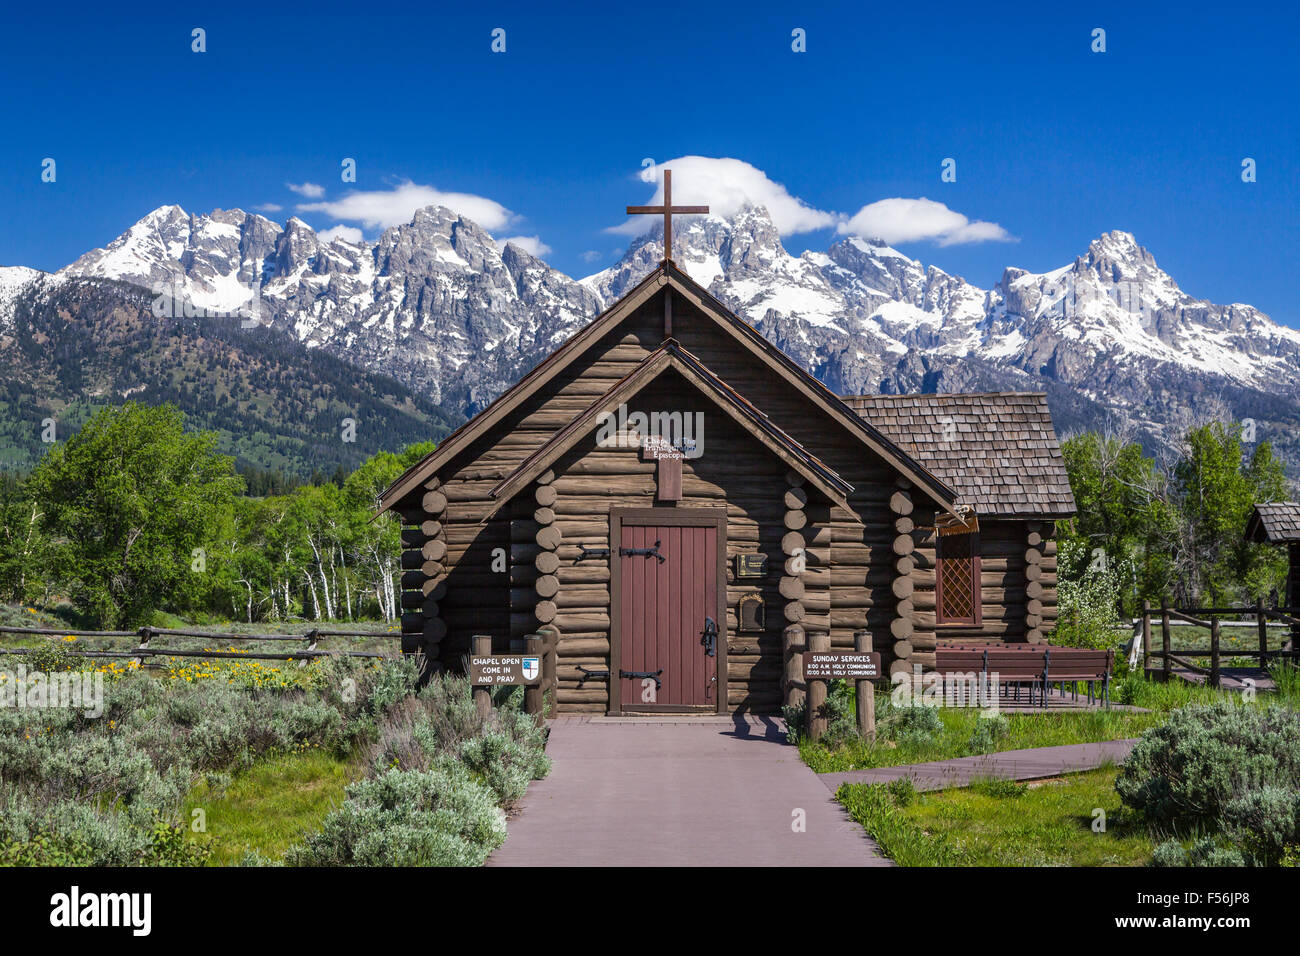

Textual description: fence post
[299,627,318,669]
[807,631,829,741]
[1210,616,1221,689]
[472,634,492,719]
[854,630,875,741]
[1160,599,1171,683]
[1141,599,1151,675]
[134,626,152,669]
[1257,596,1269,666]
[524,633,543,723]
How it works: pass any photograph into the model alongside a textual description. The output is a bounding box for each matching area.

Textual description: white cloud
[319,224,365,245]
[255,202,283,213]
[838,197,1014,246]
[497,235,553,258]
[297,180,516,232]
[580,250,603,264]
[611,156,836,236]
[286,182,326,199]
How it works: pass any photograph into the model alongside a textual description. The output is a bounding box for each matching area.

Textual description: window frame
[934,527,982,627]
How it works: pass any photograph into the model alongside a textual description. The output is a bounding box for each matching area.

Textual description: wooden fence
[1140,597,1299,688]
[0,624,391,666]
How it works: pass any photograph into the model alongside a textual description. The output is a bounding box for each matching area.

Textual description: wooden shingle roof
[841,392,1077,518]
[1246,502,1300,543]
[379,262,960,517]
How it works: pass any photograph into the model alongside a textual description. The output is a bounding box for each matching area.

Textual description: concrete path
[818,738,1139,793]
[489,716,890,867]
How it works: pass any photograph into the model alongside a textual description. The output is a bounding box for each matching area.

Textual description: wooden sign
[470,654,542,686]
[802,651,881,681]
[643,435,683,502]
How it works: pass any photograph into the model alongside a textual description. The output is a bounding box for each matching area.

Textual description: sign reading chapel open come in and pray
[802,651,882,681]
[469,655,542,686]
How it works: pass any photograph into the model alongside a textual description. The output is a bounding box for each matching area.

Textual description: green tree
[0,471,49,605]
[1057,431,1181,612]
[1174,422,1287,603]
[27,403,243,627]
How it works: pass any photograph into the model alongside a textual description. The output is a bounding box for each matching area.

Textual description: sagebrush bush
[782,680,861,745]
[363,673,549,805]
[966,714,1009,754]
[1118,701,1300,865]
[880,698,944,747]
[284,762,507,867]
[1150,837,1246,868]
[0,656,433,865]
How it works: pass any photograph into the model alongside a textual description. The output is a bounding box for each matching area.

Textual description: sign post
[472,634,492,718]
[470,634,544,720]
[801,639,882,742]
[854,630,876,741]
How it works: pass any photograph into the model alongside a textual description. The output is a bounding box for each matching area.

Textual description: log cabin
[1246,501,1300,648]
[378,258,1076,716]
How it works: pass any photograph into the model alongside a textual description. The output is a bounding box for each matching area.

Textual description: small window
[936,529,981,625]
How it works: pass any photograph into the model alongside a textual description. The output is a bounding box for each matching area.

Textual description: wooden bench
[1044,647,1114,707]
[935,643,1115,708]
[983,648,1050,707]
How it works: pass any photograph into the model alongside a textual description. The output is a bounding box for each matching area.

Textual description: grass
[800,668,1300,773]
[799,695,1161,773]
[183,750,361,866]
[838,768,1161,866]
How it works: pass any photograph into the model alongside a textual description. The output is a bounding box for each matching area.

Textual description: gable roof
[841,392,1076,517]
[1246,502,1300,543]
[481,342,854,520]
[379,260,959,515]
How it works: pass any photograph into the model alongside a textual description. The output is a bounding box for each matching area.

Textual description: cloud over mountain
[297,180,519,232]
[838,197,1014,246]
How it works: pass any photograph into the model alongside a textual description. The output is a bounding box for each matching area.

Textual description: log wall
[393,289,1064,711]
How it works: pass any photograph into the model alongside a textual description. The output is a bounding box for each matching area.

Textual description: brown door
[616,520,721,712]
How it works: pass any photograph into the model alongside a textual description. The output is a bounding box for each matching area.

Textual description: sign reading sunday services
[802,651,882,681]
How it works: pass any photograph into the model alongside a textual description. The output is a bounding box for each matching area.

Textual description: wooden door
[614,515,723,713]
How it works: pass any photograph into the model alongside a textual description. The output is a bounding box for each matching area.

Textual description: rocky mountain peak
[21,201,1300,474]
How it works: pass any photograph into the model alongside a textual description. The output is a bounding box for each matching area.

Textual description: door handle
[701,616,718,657]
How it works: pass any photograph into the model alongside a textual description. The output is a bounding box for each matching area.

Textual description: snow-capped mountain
[586,210,1300,459]
[6,201,1298,470]
[60,204,601,412]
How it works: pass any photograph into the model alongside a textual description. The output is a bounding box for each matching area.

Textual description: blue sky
[1,1,1296,322]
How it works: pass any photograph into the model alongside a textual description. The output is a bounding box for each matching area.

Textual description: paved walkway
[489,716,890,867]
[817,738,1139,793]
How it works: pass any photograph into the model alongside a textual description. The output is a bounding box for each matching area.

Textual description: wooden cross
[626,169,709,264]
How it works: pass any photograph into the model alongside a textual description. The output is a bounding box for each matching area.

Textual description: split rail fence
[0,624,391,667]
[1139,597,1299,688]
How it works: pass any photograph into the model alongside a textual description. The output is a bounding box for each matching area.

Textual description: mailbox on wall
[738,592,766,632]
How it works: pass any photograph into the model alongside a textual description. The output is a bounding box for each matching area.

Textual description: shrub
[882,700,943,748]
[782,680,859,745]
[1150,837,1246,868]
[284,762,507,867]
[1118,701,1300,864]
[966,714,1009,754]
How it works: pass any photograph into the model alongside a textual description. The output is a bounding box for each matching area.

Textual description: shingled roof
[841,392,1076,518]
[1246,502,1300,543]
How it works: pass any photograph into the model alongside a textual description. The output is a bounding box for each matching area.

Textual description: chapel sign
[469,654,543,686]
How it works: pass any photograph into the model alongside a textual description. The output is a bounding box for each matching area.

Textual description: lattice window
[936,530,981,625]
